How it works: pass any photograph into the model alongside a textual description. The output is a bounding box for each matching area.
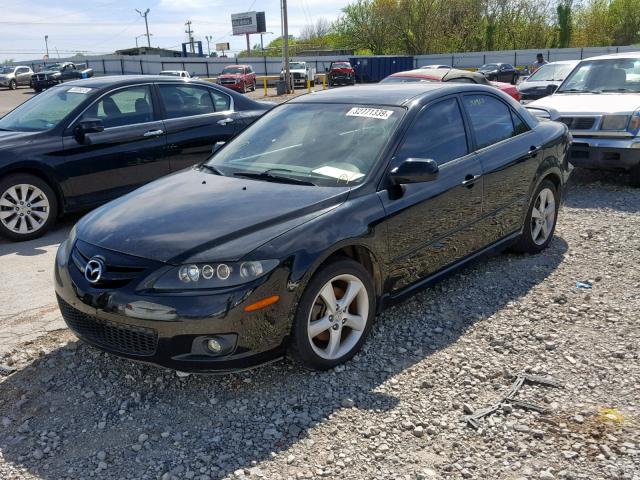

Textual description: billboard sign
[231,11,266,35]
[216,42,230,51]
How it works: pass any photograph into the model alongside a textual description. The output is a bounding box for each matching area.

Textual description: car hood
[76,168,350,264]
[518,80,562,91]
[38,70,61,75]
[529,92,640,114]
[0,130,42,149]
[219,73,244,79]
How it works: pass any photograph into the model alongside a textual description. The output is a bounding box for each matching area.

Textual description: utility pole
[185,20,195,54]
[135,8,151,48]
[44,35,49,59]
[246,33,251,57]
[282,0,290,93]
[205,35,212,56]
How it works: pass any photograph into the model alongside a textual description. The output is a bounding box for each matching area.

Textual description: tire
[242,81,248,94]
[630,164,640,188]
[0,174,58,242]
[512,179,559,254]
[290,258,376,370]
[512,74,517,84]
[9,79,17,90]
[250,80,256,92]
[34,86,42,93]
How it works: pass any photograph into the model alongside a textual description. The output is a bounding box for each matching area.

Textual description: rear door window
[159,84,231,118]
[462,94,517,149]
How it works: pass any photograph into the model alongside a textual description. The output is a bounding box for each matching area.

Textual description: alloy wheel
[0,183,50,235]
[307,274,369,360]
[530,187,556,245]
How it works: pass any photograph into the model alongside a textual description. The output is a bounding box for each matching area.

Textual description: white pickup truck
[528,52,640,186]
[280,61,316,87]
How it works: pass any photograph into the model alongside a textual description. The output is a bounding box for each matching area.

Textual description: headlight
[601,114,629,130]
[153,260,279,290]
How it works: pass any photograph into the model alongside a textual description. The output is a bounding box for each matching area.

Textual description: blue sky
[0,0,351,61]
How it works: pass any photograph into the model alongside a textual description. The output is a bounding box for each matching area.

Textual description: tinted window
[463,94,516,149]
[511,111,530,135]
[159,84,229,119]
[81,85,154,128]
[396,98,468,165]
[17,67,29,74]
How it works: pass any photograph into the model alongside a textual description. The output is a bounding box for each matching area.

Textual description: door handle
[143,129,164,137]
[217,118,234,126]
[461,174,482,187]
[529,145,542,157]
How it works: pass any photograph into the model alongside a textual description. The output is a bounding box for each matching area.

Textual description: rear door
[16,67,32,85]
[460,93,540,244]
[378,96,485,293]
[157,83,239,171]
[62,84,170,207]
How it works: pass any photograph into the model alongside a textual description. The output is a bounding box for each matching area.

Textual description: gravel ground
[0,169,639,480]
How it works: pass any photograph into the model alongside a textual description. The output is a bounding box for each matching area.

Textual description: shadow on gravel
[0,237,568,479]
[0,215,80,257]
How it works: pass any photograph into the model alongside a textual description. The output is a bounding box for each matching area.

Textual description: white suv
[528,52,640,186]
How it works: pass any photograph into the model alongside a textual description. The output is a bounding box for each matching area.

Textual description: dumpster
[349,56,414,83]
[276,80,287,95]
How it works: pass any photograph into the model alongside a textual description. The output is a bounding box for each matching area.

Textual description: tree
[334,0,396,54]
[557,1,573,48]
[609,0,640,44]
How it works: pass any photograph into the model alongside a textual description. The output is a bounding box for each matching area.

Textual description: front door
[378,96,484,293]
[15,67,32,86]
[157,83,239,172]
[62,84,170,208]
[460,93,541,244]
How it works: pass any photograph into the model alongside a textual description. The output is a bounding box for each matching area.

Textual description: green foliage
[557,1,573,48]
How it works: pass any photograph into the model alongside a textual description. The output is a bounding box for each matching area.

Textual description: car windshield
[45,63,63,71]
[0,85,94,132]
[0,66,16,74]
[527,63,576,82]
[206,103,404,187]
[558,58,640,93]
[332,63,351,69]
[221,67,244,75]
[289,62,306,70]
[381,76,436,84]
[480,64,498,70]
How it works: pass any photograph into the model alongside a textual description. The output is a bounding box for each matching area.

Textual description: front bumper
[54,239,295,373]
[218,81,243,92]
[0,78,11,87]
[568,136,640,171]
[31,79,60,89]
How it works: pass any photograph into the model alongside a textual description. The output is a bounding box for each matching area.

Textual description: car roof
[223,64,251,68]
[290,83,496,107]
[391,68,486,82]
[62,75,211,88]
[580,51,640,61]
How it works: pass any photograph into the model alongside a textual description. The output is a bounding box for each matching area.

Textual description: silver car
[0,65,34,90]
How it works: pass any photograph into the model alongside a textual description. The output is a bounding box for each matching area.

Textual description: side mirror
[389,158,439,185]
[74,118,104,143]
[212,141,225,154]
[547,84,558,94]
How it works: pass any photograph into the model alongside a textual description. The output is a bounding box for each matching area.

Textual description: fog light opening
[206,338,223,354]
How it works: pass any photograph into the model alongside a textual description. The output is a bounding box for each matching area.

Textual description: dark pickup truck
[31,62,94,92]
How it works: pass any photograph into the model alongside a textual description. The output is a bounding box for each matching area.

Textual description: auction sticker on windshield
[346,107,394,120]
[67,87,92,94]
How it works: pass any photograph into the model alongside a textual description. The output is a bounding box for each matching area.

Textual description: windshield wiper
[199,164,224,175]
[557,88,600,94]
[234,169,316,186]
[597,88,638,93]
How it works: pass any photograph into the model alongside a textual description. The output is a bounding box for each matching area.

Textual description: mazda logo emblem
[84,257,105,284]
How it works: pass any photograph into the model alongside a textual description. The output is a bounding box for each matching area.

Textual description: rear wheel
[0,174,58,241]
[512,180,558,253]
[290,259,375,370]
[9,79,17,90]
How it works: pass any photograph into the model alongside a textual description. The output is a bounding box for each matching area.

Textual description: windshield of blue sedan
[207,103,404,187]
[0,85,94,132]
[558,58,640,93]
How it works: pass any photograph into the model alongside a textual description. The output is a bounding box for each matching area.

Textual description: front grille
[71,241,146,289]
[58,297,158,356]
[37,74,46,80]
[560,117,596,130]
[293,72,303,79]
[219,79,236,85]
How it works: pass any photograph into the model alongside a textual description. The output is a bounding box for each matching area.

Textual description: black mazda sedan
[0,75,271,241]
[55,83,571,372]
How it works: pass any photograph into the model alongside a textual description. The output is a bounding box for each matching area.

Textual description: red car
[216,65,257,94]
[381,68,521,102]
[327,61,356,86]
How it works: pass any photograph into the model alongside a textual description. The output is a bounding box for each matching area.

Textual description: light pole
[135,8,151,48]
[282,0,290,93]
[136,33,151,48]
[44,35,49,59]
[260,32,273,54]
[205,35,212,56]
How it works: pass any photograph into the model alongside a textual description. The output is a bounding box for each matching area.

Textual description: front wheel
[512,180,558,253]
[290,259,375,370]
[0,174,58,241]
[9,79,17,90]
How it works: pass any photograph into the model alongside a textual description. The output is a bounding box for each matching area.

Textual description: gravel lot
[0,86,639,480]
